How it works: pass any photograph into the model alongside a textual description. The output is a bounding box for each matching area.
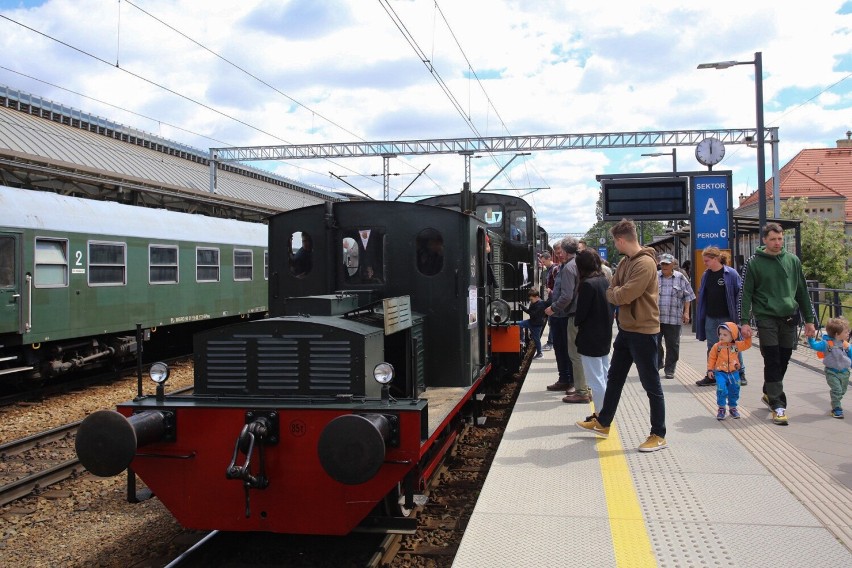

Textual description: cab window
[416,228,444,276]
[289,232,313,279]
[342,228,384,285]
[509,210,527,242]
[475,205,503,227]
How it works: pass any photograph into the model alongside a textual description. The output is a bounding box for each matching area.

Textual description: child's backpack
[816,339,850,359]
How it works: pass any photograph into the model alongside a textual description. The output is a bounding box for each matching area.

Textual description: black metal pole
[755,52,766,231]
[135,323,143,398]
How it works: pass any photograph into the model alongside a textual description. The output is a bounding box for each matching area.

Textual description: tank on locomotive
[76,197,513,535]
[0,185,268,382]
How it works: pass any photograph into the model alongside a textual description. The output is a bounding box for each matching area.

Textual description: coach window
[149,245,178,284]
[0,236,13,287]
[196,247,220,282]
[416,228,444,276]
[34,238,68,287]
[289,231,312,278]
[89,241,127,286]
[264,250,269,280]
[234,249,253,281]
[475,205,503,228]
[509,210,527,242]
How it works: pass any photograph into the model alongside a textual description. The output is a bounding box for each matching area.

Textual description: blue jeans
[597,330,666,438]
[549,315,573,384]
[518,321,544,355]
[715,371,741,407]
[581,354,610,413]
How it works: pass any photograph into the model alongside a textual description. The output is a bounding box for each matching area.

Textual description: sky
[0,0,850,236]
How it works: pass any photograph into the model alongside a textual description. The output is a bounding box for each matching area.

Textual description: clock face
[695,137,725,166]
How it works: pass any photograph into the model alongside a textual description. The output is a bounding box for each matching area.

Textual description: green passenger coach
[0,185,268,382]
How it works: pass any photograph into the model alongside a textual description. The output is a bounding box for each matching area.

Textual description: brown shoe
[562,393,591,404]
[546,381,572,391]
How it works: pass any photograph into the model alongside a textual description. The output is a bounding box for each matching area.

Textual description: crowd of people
[523,220,838,454]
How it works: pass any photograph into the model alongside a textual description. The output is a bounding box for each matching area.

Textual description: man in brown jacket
[576,219,667,452]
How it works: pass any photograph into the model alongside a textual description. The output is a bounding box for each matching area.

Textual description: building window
[150,245,178,284]
[89,241,126,286]
[34,238,68,287]
[197,247,220,282]
[234,249,253,281]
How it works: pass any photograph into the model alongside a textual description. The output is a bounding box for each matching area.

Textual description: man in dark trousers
[576,219,667,452]
[739,222,816,425]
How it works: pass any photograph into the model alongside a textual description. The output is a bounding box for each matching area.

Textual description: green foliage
[781,197,852,288]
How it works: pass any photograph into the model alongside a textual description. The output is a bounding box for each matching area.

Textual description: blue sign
[692,175,730,250]
[598,246,608,260]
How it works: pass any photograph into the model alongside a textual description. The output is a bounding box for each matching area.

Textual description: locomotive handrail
[489,260,522,312]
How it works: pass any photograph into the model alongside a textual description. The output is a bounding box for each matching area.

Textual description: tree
[781,197,852,288]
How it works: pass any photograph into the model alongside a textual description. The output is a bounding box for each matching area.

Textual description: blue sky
[1,0,850,235]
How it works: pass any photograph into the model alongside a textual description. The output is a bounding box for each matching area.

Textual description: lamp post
[640,148,677,172]
[698,52,766,231]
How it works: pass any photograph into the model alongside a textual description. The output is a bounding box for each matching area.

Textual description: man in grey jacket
[544,237,589,403]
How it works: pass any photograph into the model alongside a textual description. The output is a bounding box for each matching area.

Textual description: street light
[698,52,766,231]
[640,148,677,172]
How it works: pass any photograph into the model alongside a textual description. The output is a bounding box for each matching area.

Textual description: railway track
[0,421,84,507]
[0,385,193,508]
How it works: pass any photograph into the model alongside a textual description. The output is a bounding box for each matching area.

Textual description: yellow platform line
[596,424,657,567]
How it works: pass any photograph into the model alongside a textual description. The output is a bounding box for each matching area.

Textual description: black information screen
[602,177,689,221]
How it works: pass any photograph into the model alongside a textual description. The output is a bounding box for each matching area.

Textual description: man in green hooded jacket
[738,222,816,425]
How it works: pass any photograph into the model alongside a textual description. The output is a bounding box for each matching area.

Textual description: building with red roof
[736,132,852,236]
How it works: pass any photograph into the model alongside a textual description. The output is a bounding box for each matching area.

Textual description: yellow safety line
[596,424,657,567]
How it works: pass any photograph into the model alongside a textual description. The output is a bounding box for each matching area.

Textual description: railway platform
[453,332,852,567]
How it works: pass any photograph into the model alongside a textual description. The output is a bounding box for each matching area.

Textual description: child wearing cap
[706,322,752,420]
[807,317,852,418]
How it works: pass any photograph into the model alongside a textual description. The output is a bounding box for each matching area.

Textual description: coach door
[0,233,21,334]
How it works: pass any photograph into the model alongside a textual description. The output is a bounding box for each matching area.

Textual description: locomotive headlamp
[149,362,170,384]
[487,298,511,326]
[373,362,394,384]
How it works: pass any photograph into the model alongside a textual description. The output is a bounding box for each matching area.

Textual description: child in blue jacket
[808,317,852,419]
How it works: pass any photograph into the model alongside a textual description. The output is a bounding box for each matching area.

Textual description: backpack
[816,339,850,359]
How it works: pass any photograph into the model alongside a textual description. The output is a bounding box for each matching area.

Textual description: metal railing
[807,281,851,327]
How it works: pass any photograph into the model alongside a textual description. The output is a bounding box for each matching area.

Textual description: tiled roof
[738,147,852,221]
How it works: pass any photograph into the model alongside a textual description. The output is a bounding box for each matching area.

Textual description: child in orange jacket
[707,322,752,420]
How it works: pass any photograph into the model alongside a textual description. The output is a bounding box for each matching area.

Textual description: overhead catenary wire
[0,13,388,191]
